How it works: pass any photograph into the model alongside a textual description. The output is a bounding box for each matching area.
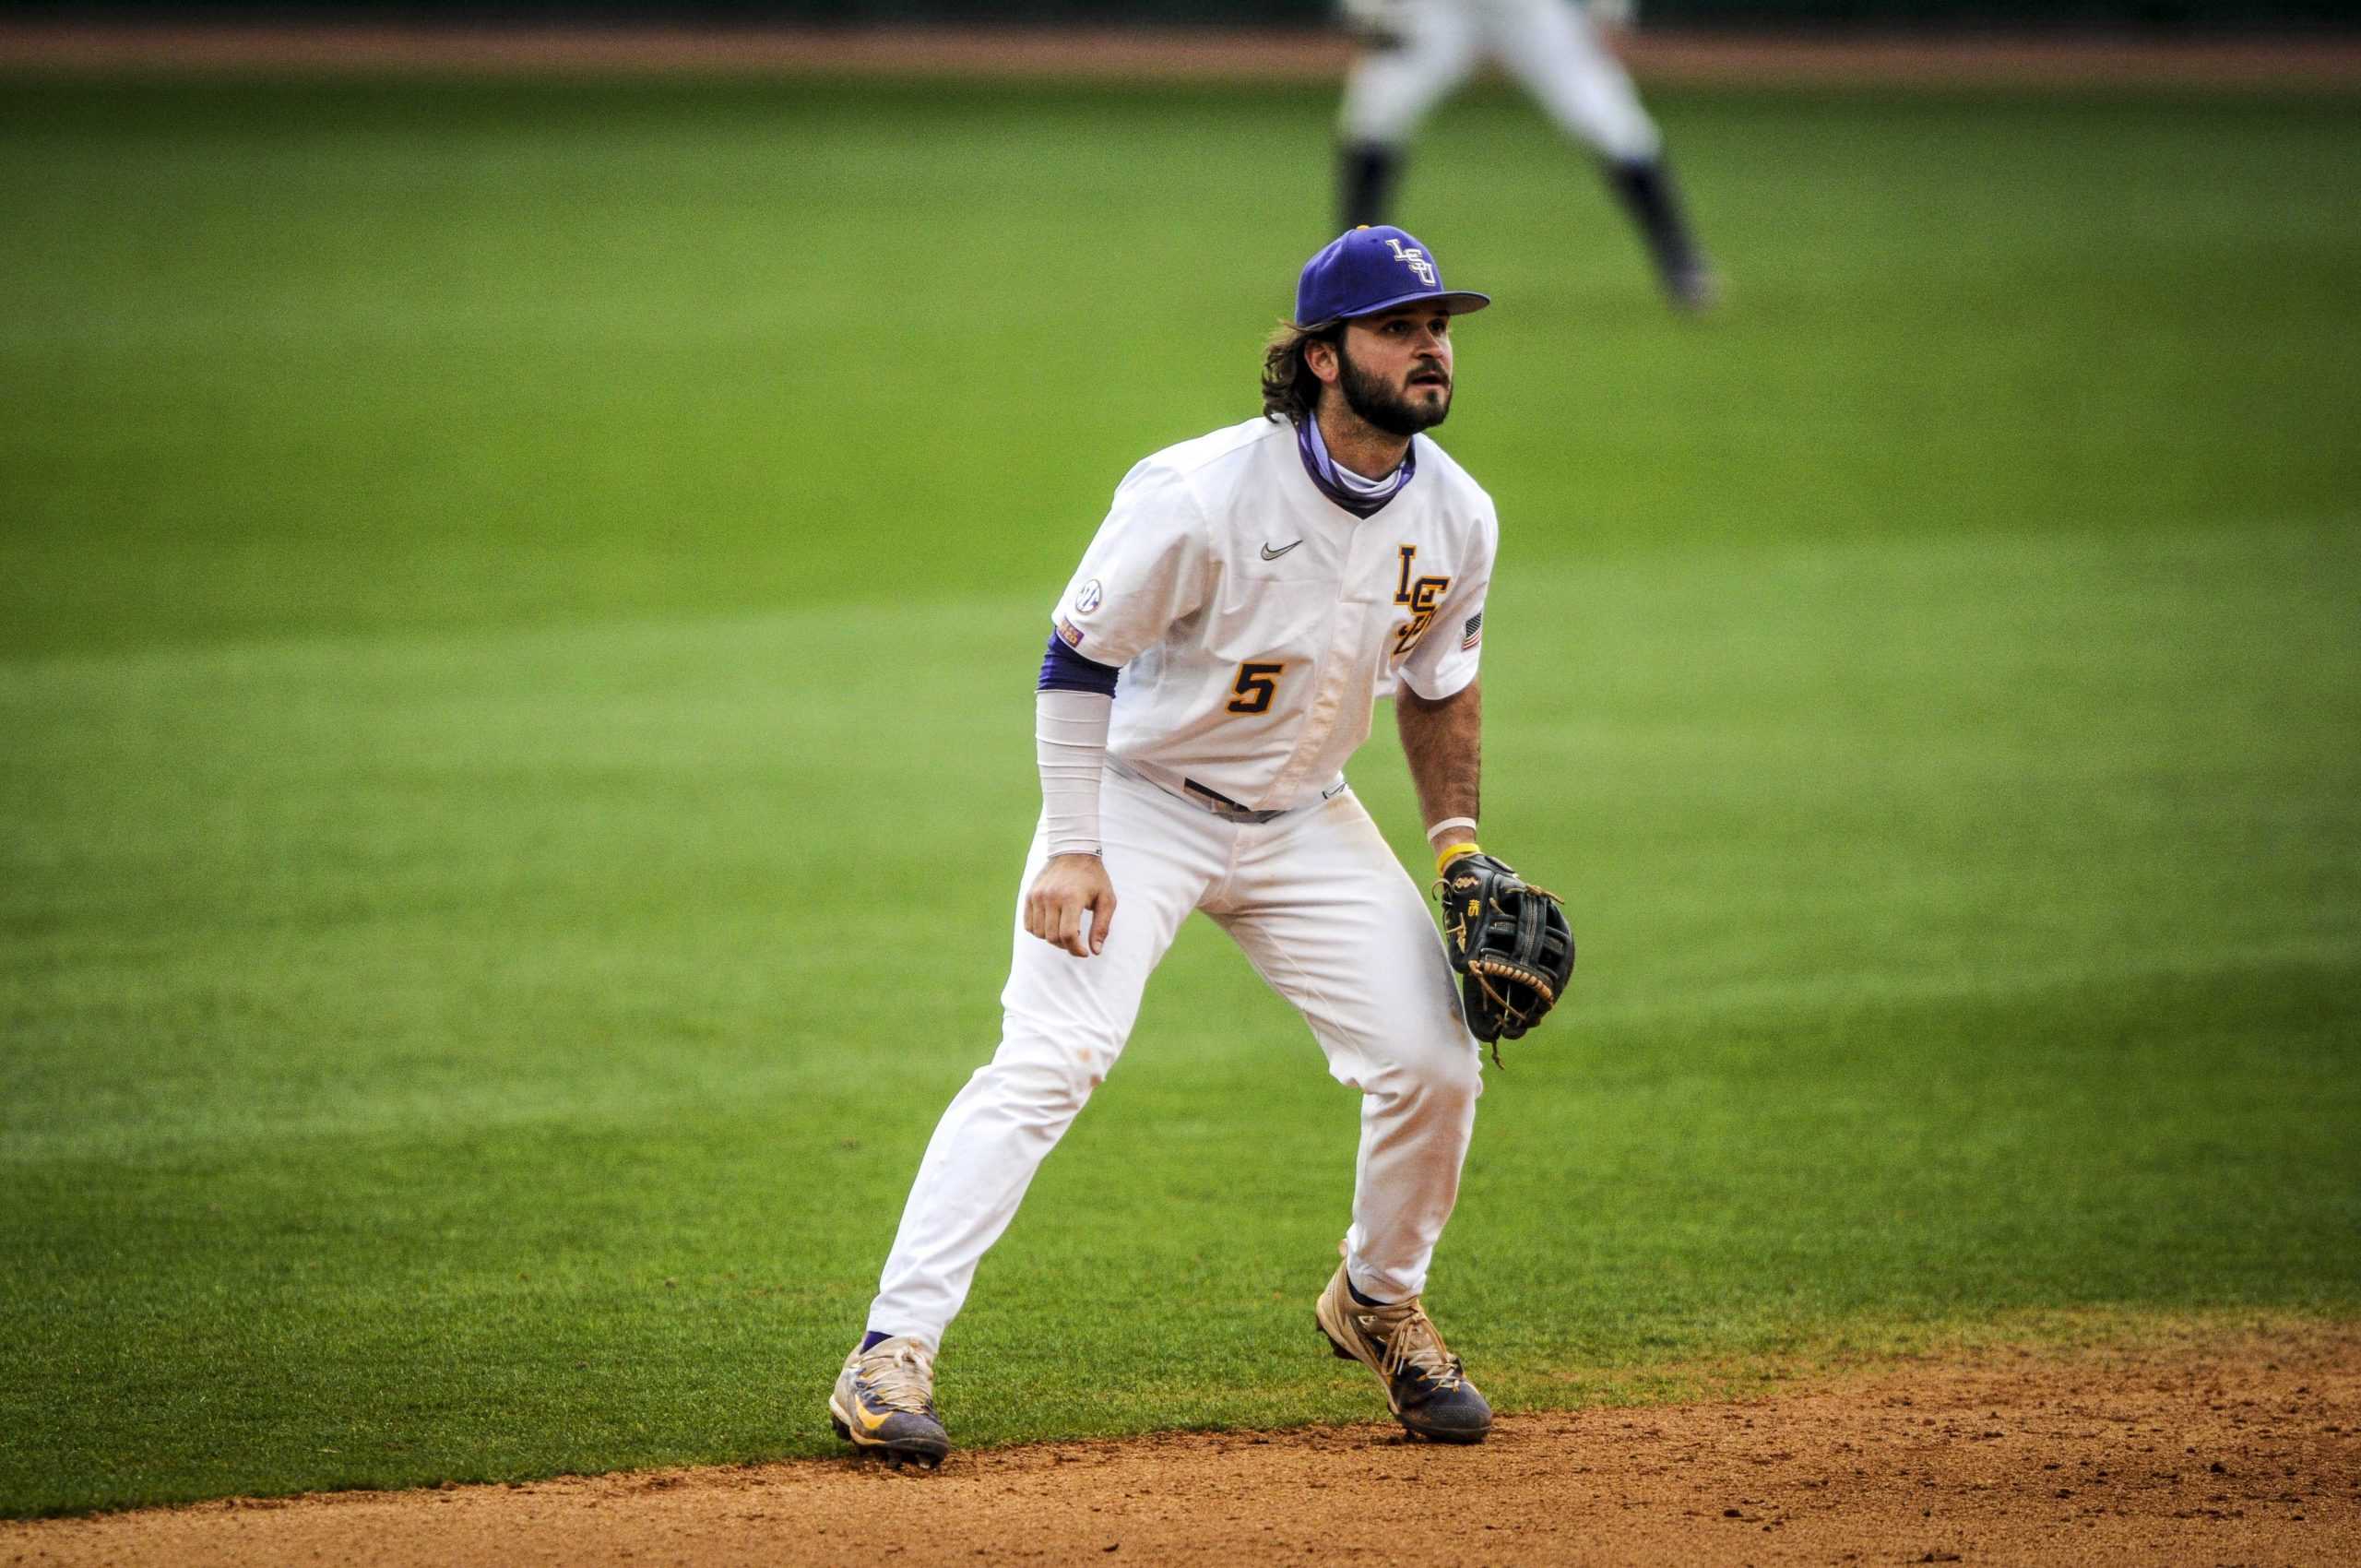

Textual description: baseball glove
[1435,852,1575,1056]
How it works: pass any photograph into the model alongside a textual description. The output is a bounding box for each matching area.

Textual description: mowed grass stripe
[4,520,2355,1162]
[4,82,2356,656]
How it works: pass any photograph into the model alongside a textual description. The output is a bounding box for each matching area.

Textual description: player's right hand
[1025,854,1118,958]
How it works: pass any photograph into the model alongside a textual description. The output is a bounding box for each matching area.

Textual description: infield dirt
[7,1323,2355,1566]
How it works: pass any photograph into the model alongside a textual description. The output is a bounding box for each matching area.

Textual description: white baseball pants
[1341,0,1663,165]
[865,766,1483,1350]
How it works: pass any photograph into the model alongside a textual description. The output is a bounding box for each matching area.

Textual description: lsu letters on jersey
[1050,416,1495,815]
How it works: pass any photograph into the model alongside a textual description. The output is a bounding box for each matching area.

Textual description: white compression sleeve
[1036,688,1112,858]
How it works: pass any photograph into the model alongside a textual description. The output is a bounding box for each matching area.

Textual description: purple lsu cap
[1294,225,1490,327]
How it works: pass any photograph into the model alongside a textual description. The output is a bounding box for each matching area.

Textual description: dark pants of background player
[1340,142,1713,312]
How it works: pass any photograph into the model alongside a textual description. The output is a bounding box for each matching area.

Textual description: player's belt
[1181,778,1290,825]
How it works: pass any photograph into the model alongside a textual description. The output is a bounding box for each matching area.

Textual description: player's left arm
[1397,678,1481,854]
[1395,509,1495,854]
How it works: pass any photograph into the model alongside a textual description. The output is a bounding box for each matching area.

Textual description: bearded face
[1334,328,1453,437]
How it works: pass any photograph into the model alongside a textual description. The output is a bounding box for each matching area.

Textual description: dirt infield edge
[2,21,2359,89]
[4,1317,2357,1567]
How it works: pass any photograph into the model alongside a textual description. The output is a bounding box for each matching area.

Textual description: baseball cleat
[828,1334,951,1468]
[1314,1262,1492,1443]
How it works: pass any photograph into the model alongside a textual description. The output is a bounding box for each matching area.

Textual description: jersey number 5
[1226,661,1286,715]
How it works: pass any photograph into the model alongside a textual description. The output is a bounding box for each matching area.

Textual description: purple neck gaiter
[1295,414,1415,518]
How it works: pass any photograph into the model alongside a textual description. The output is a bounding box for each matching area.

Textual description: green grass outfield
[2,74,2357,1516]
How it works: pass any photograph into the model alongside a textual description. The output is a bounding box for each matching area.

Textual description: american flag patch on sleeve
[1461,610,1484,650]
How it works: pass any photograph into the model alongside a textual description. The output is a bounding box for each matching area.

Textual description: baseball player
[1336,0,1717,313]
[830,227,1564,1467]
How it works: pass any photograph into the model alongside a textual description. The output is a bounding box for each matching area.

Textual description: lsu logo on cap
[1386,238,1437,288]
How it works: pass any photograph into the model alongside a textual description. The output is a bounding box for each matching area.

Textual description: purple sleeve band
[1038,632,1120,695]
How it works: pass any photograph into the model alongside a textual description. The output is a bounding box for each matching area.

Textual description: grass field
[2,73,2357,1518]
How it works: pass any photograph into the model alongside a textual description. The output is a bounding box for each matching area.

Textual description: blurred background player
[1336,0,1718,313]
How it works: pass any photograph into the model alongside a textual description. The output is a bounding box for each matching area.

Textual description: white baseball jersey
[1050,415,1496,815]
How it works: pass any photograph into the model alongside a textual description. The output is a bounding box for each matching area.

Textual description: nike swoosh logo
[853,1395,892,1432]
[1261,540,1303,560]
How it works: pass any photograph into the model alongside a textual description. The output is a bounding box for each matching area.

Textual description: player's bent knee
[1424,1049,1485,1107]
[1369,1035,1484,1108]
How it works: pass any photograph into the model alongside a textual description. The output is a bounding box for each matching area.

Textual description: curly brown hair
[1260,319,1343,425]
